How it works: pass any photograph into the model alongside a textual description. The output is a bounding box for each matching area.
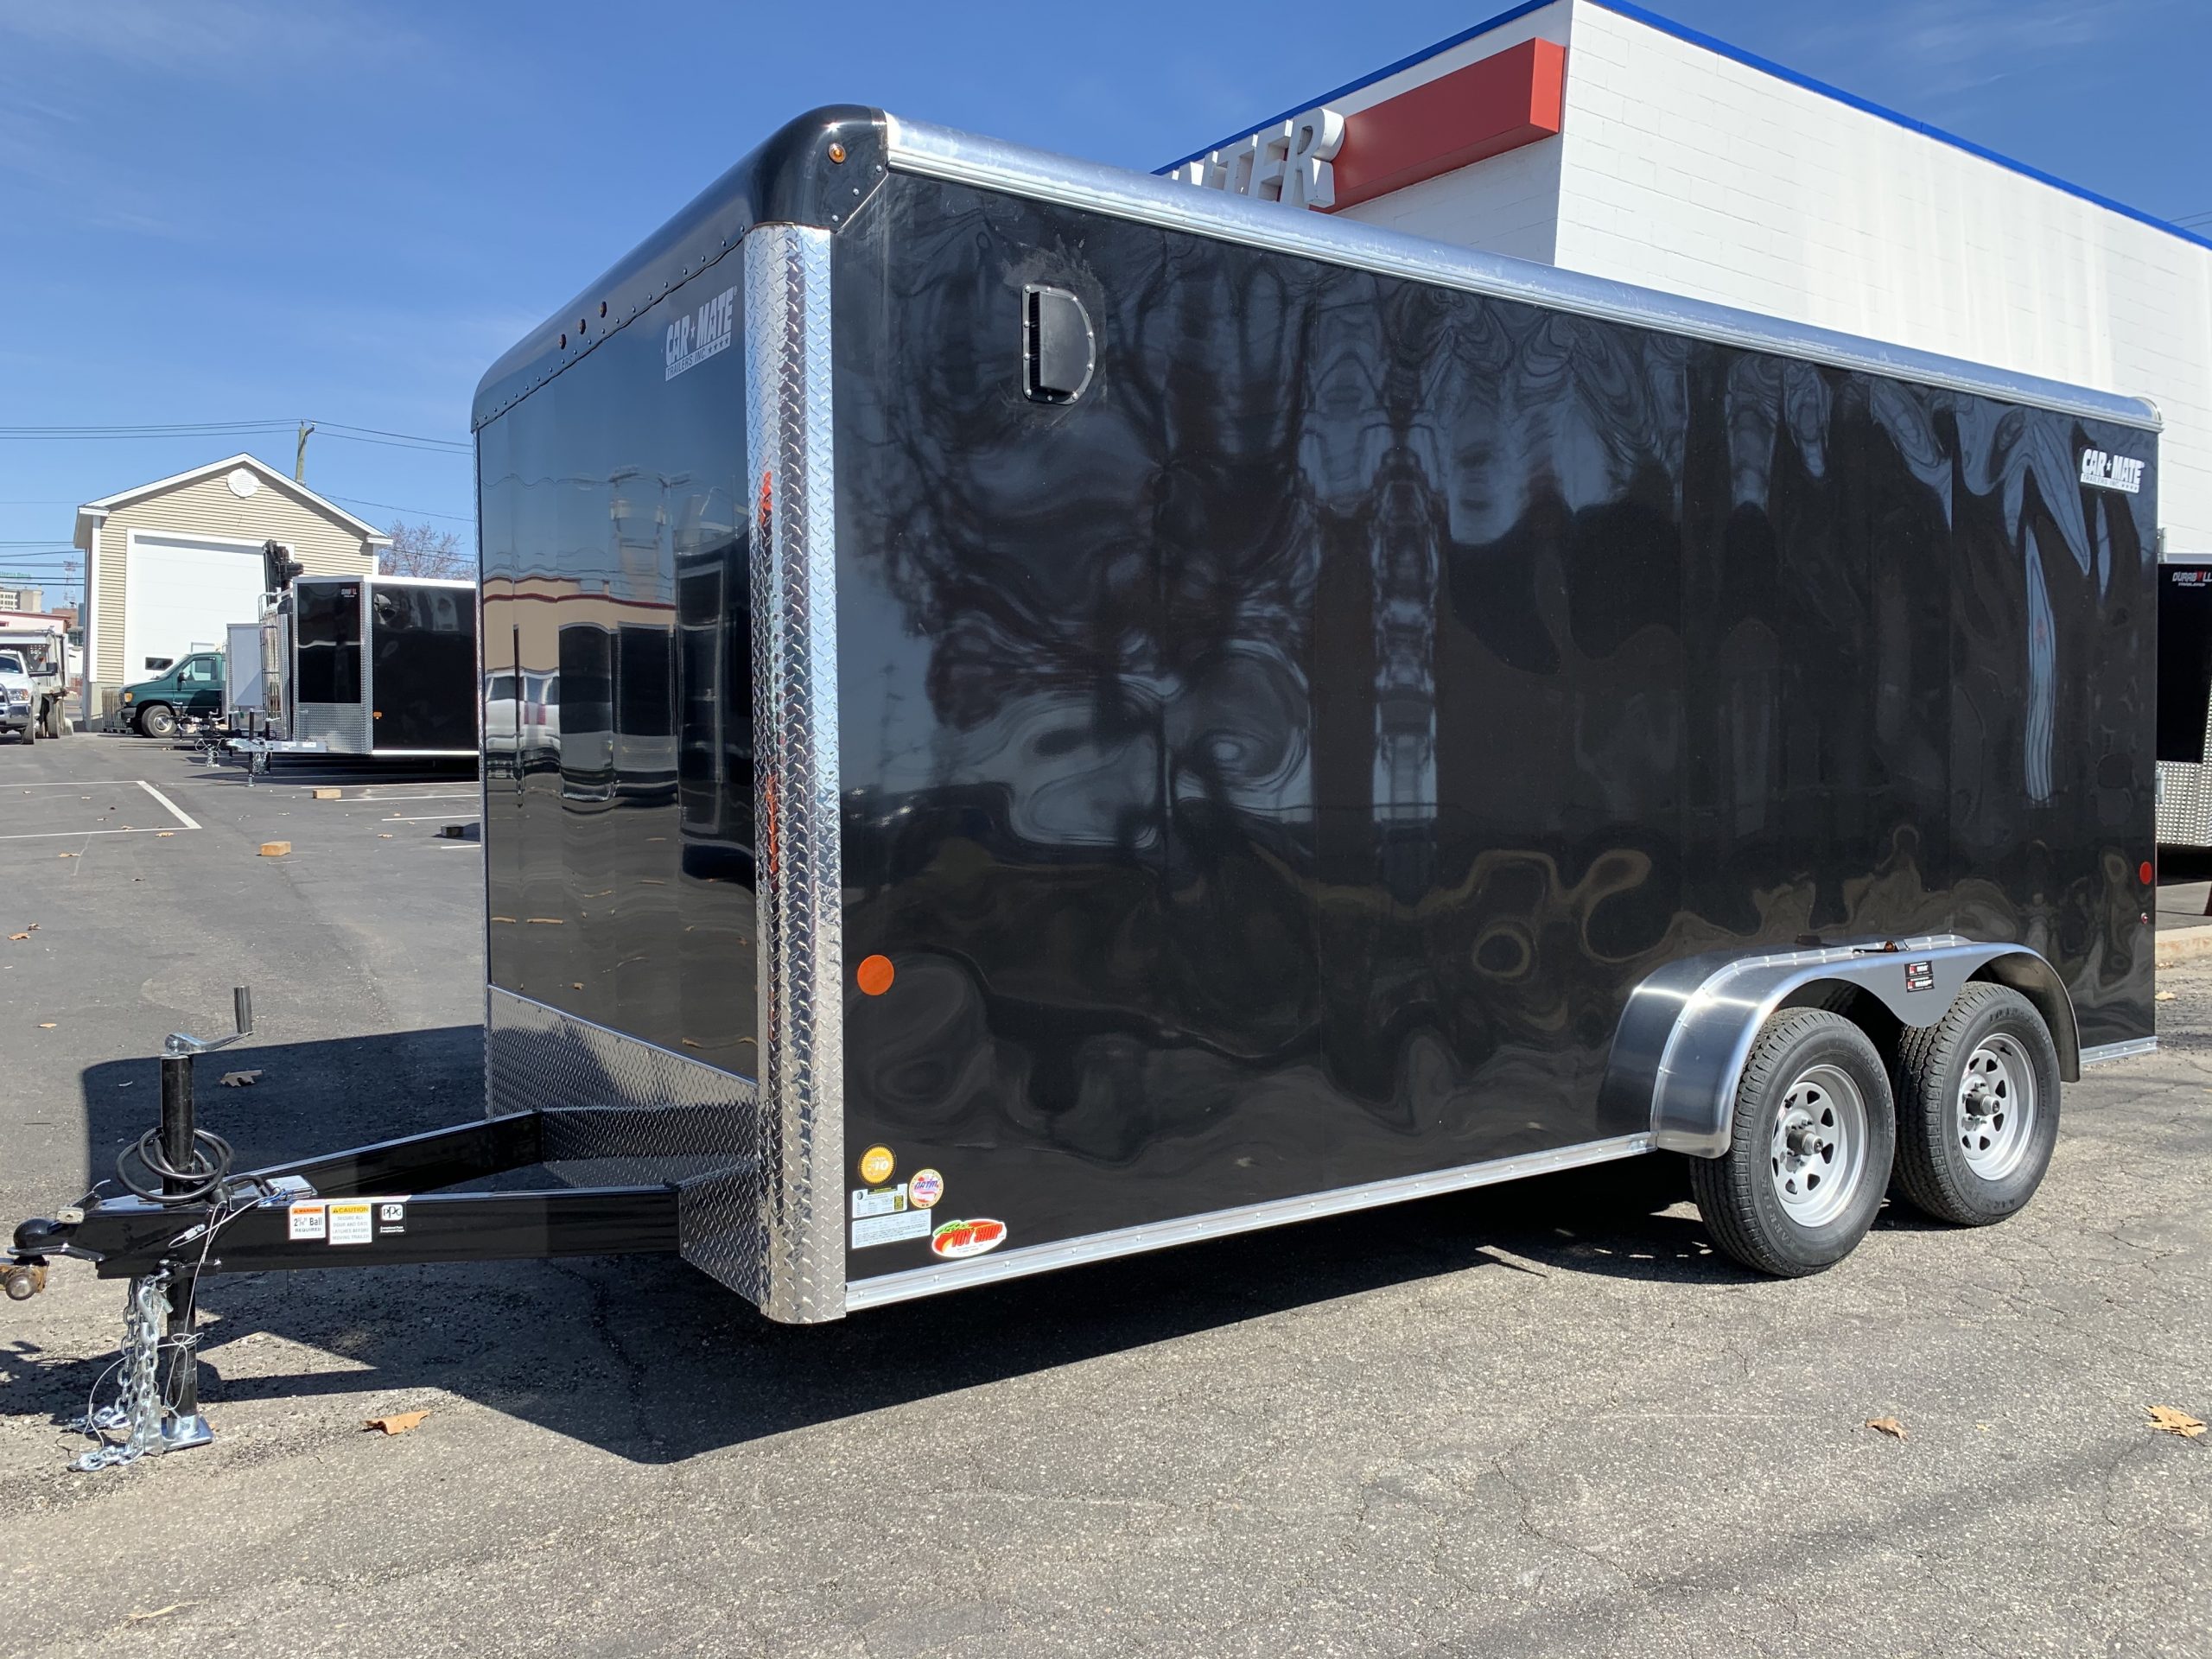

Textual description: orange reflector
[856,954,895,996]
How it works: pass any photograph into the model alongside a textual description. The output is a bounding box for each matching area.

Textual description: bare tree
[380,521,470,578]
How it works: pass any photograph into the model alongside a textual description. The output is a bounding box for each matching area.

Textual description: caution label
[327,1201,374,1245]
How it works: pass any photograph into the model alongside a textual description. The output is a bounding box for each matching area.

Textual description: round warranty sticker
[858,1145,895,1185]
[907,1168,944,1209]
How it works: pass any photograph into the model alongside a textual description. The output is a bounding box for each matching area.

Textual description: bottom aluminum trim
[2081,1037,2158,1065]
[842,1132,1655,1312]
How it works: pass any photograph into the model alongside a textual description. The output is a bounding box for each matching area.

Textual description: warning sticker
[851,1210,931,1249]
[851,1184,907,1219]
[327,1201,374,1245]
[288,1202,327,1241]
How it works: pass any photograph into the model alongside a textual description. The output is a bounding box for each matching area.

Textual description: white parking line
[383,812,482,823]
[137,779,200,831]
[0,827,178,842]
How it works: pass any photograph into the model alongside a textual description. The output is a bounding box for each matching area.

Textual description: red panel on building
[1329,39,1567,211]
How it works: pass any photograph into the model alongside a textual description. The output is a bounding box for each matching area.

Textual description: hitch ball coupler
[3,1263,48,1301]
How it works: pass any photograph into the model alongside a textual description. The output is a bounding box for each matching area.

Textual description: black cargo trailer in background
[251,573,478,760]
[10,108,2164,1442]
[2156,556,2212,845]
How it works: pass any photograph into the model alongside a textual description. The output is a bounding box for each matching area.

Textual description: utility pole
[295,421,315,482]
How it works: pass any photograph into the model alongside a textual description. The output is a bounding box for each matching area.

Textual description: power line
[0,416,472,453]
[327,493,476,524]
[314,421,472,454]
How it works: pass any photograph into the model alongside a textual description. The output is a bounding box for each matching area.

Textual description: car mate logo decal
[929,1217,1007,1260]
[664,285,735,381]
[2079,448,2144,494]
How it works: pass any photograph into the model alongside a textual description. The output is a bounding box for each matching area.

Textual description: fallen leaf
[1867,1417,1907,1440]
[258,841,291,857]
[525,917,563,925]
[127,1602,198,1622]
[363,1409,430,1436]
[37,1022,55,1029]
[7,933,26,942]
[55,852,76,859]
[681,1038,701,1049]
[219,1070,263,1088]
[2146,1406,2206,1440]
[156,831,175,838]
[2156,990,2177,1002]
[377,833,394,839]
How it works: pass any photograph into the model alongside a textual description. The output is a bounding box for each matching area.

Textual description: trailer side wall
[831,172,2158,1280]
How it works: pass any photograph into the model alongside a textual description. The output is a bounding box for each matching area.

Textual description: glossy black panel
[369,582,475,751]
[2158,564,2212,764]
[833,173,2158,1274]
[295,578,360,704]
[478,257,757,1069]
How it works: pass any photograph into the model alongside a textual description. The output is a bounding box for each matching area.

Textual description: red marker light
[2139,861,2155,885]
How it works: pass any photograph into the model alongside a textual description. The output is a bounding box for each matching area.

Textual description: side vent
[1022,284,1095,404]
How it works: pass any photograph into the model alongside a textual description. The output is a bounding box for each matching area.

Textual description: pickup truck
[0,620,73,739]
[0,649,36,743]
[118,652,224,737]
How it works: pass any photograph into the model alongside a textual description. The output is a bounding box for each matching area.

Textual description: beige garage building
[72,454,390,727]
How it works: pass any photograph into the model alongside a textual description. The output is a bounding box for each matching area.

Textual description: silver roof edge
[885,115,2161,435]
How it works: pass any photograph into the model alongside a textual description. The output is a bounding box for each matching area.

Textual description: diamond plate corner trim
[745,225,847,1324]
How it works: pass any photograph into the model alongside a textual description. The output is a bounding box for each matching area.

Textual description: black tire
[136,703,176,739]
[1688,1008,1897,1276]
[20,714,34,744]
[1892,983,2060,1226]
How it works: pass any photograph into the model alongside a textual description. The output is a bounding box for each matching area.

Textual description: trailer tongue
[7,104,2159,1469]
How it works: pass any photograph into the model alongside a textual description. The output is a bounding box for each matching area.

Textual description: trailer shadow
[48,1028,1746,1466]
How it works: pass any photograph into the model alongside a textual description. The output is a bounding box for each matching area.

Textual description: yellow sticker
[858,1145,895,1185]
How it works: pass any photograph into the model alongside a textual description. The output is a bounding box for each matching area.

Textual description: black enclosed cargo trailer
[244,573,478,760]
[2156,556,2212,845]
[10,107,2163,1463]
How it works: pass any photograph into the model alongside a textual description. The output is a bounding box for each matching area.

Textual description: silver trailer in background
[223,621,264,735]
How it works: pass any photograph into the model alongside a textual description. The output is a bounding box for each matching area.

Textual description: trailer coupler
[12,998,683,1472]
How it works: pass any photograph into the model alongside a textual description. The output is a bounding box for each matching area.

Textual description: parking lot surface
[1,738,2205,1657]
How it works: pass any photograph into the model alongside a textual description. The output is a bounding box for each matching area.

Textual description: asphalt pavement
[0,735,2204,1657]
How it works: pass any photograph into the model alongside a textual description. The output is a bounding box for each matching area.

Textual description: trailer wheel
[1891,983,2060,1227]
[136,702,176,739]
[1688,1008,1895,1277]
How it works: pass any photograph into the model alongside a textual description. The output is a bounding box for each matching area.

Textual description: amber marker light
[828,142,848,164]
[857,955,895,996]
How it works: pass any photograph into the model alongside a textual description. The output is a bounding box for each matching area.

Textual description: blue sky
[2,0,2204,606]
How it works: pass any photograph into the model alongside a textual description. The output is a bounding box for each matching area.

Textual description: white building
[72,454,387,726]
[1165,0,2212,553]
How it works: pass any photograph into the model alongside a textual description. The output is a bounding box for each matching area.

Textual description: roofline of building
[1160,0,2212,256]
[73,453,392,544]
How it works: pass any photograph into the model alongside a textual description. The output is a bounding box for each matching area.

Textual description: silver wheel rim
[1957,1034,2036,1181]
[1768,1063,1869,1228]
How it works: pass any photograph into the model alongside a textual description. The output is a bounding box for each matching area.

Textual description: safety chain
[69,1272,172,1472]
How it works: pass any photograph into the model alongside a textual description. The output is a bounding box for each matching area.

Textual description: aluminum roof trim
[887,114,2160,433]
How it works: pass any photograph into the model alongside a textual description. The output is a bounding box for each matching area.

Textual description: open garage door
[123,532,266,678]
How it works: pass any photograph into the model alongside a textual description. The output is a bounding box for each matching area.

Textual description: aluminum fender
[1605,937,2081,1159]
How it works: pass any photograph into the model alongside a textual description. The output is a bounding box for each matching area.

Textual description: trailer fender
[1604,936,2079,1160]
